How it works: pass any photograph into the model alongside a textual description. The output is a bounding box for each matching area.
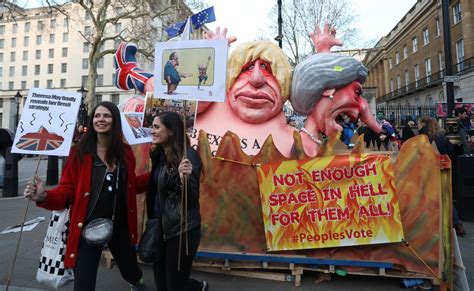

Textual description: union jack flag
[15,127,64,151]
[114,42,153,93]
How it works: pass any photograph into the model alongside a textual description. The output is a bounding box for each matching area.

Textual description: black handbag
[138,217,163,263]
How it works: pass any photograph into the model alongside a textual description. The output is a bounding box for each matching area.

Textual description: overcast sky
[205,0,418,48]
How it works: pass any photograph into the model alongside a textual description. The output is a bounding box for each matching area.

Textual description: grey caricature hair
[290,53,368,114]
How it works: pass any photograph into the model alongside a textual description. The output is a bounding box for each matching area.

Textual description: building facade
[0,1,199,130]
[364,0,473,117]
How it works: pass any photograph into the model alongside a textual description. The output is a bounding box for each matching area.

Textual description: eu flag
[191,6,216,29]
[165,20,187,38]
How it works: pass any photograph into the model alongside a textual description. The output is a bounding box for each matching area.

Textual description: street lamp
[77,85,89,127]
[14,90,22,130]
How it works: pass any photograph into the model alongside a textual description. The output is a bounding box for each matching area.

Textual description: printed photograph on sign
[121,112,151,145]
[11,88,81,156]
[143,92,197,134]
[153,39,227,102]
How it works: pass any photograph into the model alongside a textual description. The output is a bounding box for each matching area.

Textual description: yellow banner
[257,154,404,251]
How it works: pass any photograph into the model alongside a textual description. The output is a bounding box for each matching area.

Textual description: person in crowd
[146,111,207,291]
[400,120,415,144]
[24,101,148,291]
[461,105,472,131]
[339,113,355,148]
[455,107,471,155]
[164,52,193,94]
[417,116,465,236]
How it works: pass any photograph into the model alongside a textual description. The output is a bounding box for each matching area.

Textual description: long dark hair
[155,111,190,170]
[77,101,124,165]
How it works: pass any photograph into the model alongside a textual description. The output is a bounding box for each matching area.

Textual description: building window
[114,39,120,49]
[404,70,409,87]
[84,26,91,35]
[61,63,67,73]
[83,42,90,53]
[49,34,55,44]
[12,23,18,34]
[414,64,420,87]
[389,58,393,69]
[48,48,54,58]
[50,19,56,29]
[95,94,103,105]
[390,79,394,92]
[82,58,89,69]
[22,51,27,61]
[422,28,429,45]
[111,94,120,104]
[10,52,15,62]
[47,79,53,88]
[412,37,418,52]
[0,25,4,35]
[98,58,104,68]
[37,21,44,31]
[34,80,39,87]
[24,22,30,33]
[21,65,27,76]
[48,64,54,74]
[96,75,104,86]
[63,32,68,42]
[62,47,68,57]
[35,49,41,60]
[23,36,29,46]
[438,51,443,76]
[403,46,408,59]
[63,18,69,28]
[0,39,4,49]
[455,39,465,71]
[35,65,40,75]
[0,53,2,62]
[9,66,15,77]
[435,18,440,37]
[60,79,66,88]
[396,75,401,90]
[85,11,91,20]
[395,52,400,65]
[425,58,432,82]
[11,37,16,47]
[453,2,462,24]
[81,75,88,85]
[36,35,42,45]
[8,81,14,90]
[0,67,2,77]
[21,80,27,89]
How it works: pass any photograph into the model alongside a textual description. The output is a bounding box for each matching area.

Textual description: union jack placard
[15,126,64,151]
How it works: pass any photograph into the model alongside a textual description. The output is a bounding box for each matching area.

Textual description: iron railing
[375,104,438,127]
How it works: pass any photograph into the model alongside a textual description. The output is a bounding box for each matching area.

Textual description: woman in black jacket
[146,111,207,291]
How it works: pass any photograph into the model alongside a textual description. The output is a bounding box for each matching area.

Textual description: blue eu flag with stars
[191,6,216,29]
[165,20,187,38]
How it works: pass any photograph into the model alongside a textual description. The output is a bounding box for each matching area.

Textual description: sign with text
[257,154,404,251]
[11,88,81,156]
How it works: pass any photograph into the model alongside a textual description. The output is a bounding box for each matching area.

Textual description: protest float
[109,13,455,289]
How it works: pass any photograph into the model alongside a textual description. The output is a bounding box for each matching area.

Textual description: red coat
[38,145,149,268]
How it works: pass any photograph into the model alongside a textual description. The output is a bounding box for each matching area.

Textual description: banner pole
[6,155,43,290]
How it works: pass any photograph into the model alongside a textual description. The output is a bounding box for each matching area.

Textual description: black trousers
[74,225,142,291]
[153,227,202,291]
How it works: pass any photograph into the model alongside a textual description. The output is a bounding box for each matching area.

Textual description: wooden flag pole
[6,155,43,291]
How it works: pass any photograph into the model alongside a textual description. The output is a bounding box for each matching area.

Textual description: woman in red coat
[24,101,149,291]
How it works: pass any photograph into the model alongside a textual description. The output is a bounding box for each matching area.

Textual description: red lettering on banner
[269,189,317,206]
[322,187,341,201]
[306,207,350,222]
[272,172,305,187]
[348,183,388,199]
[270,211,300,226]
[358,203,391,218]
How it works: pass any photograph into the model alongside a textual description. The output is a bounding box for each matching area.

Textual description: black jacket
[146,147,201,241]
